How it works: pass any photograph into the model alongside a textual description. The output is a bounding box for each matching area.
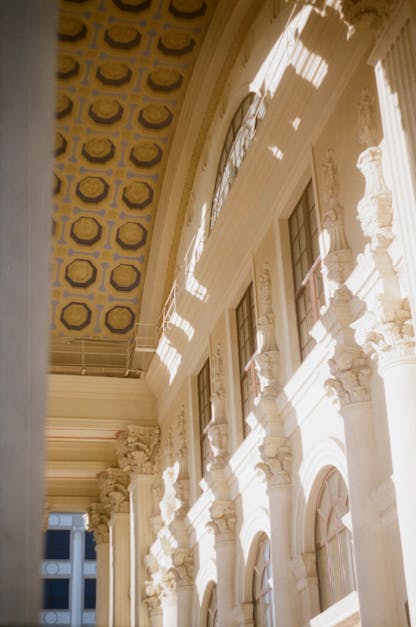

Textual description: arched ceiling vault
[50,0,218,374]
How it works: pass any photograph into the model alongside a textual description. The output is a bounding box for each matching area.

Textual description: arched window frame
[210,93,258,231]
[315,468,356,612]
[252,533,274,627]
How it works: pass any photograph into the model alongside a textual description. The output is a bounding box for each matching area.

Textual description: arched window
[252,534,274,627]
[210,93,257,231]
[315,468,356,611]
[206,584,218,627]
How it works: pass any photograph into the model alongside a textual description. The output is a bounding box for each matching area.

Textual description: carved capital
[116,425,160,477]
[206,421,228,471]
[207,500,236,542]
[256,436,292,485]
[339,0,396,34]
[87,502,110,544]
[98,467,130,514]
[144,581,163,612]
[169,548,194,587]
[357,146,393,251]
[325,346,371,406]
[354,297,416,367]
[168,407,188,480]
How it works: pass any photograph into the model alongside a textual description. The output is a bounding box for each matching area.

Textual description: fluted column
[98,467,131,627]
[117,425,161,627]
[325,346,399,625]
[87,503,110,627]
[369,1,416,322]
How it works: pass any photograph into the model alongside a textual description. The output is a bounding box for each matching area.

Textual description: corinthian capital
[116,424,160,477]
[87,502,109,544]
[169,548,194,587]
[325,346,371,406]
[207,500,236,542]
[354,297,416,368]
[98,467,130,514]
[256,436,292,486]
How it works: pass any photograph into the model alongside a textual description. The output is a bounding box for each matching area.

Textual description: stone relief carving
[87,502,110,544]
[256,436,292,485]
[207,500,236,541]
[116,424,160,476]
[321,149,353,299]
[206,344,228,471]
[98,466,130,514]
[358,87,377,147]
[255,263,280,398]
[357,147,393,251]
[169,548,194,586]
[325,346,371,406]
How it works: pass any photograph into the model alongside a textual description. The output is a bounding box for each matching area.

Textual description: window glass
[84,578,96,609]
[236,284,257,433]
[198,359,212,474]
[43,578,69,610]
[44,530,70,560]
[289,180,324,360]
[84,530,96,560]
[315,469,356,611]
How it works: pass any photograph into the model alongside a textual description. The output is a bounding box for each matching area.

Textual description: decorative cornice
[325,345,371,406]
[207,499,236,542]
[256,436,292,486]
[116,424,160,477]
[97,466,130,514]
[87,502,110,544]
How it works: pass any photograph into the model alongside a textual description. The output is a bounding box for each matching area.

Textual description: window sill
[308,591,360,627]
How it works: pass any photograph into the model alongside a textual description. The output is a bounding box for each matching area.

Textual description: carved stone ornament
[254,263,280,397]
[98,467,130,514]
[169,548,194,586]
[321,150,353,298]
[354,296,416,368]
[325,346,371,406]
[117,425,160,476]
[43,502,51,532]
[171,407,188,480]
[207,500,236,541]
[358,88,377,147]
[256,436,292,485]
[144,581,162,612]
[339,0,396,35]
[356,146,393,251]
[87,502,110,544]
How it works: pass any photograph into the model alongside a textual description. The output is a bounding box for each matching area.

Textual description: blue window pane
[84,530,96,560]
[43,579,69,609]
[84,578,96,609]
[44,530,70,559]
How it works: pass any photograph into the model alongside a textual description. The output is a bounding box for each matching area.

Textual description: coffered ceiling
[50,0,217,372]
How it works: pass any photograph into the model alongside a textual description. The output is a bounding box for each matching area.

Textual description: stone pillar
[98,467,131,627]
[70,524,84,627]
[369,2,416,322]
[0,2,56,624]
[87,503,110,627]
[290,553,320,624]
[170,549,194,627]
[208,501,237,627]
[325,346,399,626]
[256,436,298,627]
[117,425,161,627]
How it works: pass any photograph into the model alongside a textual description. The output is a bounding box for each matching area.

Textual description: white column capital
[256,436,292,486]
[87,502,110,545]
[116,424,160,477]
[325,345,372,406]
[98,466,130,514]
[207,499,236,542]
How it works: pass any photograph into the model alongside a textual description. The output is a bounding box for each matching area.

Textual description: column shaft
[110,512,131,627]
[381,358,416,624]
[268,485,299,627]
[95,542,110,627]
[216,540,236,627]
[0,2,56,624]
[342,401,398,625]
[70,528,84,627]
[176,585,193,627]
[130,476,153,627]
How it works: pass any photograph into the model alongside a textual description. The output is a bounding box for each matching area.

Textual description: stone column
[369,1,416,321]
[325,346,399,626]
[117,425,161,627]
[88,503,110,627]
[0,3,57,624]
[98,467,131,627]
[351,117,416,623]
[290,553,320,624]
[208,500,237,627]
[170,548,194,627]
[70,523,84,627]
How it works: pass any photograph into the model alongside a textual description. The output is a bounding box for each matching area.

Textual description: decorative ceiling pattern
[51,0,216,343]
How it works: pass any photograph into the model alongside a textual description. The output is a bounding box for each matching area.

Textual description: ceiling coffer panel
[51,0,216,352]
